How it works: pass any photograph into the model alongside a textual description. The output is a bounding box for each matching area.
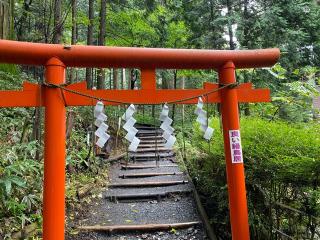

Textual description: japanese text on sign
[229,130,243,164]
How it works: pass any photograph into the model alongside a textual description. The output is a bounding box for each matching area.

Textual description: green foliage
[247,64,320,122]
[108,8,158,47]
[0,141,42,235]
[182,117,320,239]
[0,65,18,76]
[0,69,23,90]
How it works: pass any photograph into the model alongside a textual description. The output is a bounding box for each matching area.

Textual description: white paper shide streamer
[122,104,140,152]
[195,97,214,140]
[94,101,110,148]
[160,104,176,149]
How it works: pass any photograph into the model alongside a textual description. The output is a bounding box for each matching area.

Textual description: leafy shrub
[183,117,320,239]
[0,142,42,236]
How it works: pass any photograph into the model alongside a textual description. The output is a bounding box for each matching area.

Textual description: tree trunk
[171,70,178,123]
[69,0,77,83]
[113,69,118,89]
[0,0,10,39]
[109,69,112,89]
[16,0,33,41]
[181,76,186,159]
[43,0,53,43]
[243,72,250,116]
[243,0,250,116]
[226,0,235,50]
[121,69,126,89]
[32,106,42,160]
[161,71,169,89]
[52,0,62,43]
[0,0,14,40]
[71,0,77,46]
[66,110,75,171]
[86,0,94,89]
[10,0,14,39]
[130,69,137,90]
[97,0,107,89]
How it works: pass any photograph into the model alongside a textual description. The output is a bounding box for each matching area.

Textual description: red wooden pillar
[43,57,66,240]
[219,61,250,240]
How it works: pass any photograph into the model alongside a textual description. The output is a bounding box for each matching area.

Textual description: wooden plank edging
[78,221,201,232]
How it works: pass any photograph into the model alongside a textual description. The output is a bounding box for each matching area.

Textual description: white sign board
[229,130,243,164]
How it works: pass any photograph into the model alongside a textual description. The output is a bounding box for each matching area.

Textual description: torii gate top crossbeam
[0,40,279,69]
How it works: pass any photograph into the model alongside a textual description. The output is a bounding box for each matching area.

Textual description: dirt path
[67,125,208,240]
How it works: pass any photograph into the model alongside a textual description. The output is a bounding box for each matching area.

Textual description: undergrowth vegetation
[181,117,320,239]
[0,71,119,238]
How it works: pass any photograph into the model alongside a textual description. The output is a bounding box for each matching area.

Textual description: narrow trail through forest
[67,124,209,240]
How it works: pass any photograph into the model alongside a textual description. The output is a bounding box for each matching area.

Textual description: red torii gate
[0,40,280,240]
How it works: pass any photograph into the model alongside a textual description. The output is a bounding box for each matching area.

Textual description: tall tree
[113,69,118,89]
[97,0,107,89]
[43,0,52,43]
[171,70,178,122]
[86,0,94,89]
[69,0,77,83]
[241,0,250,116]
[3,0,14,40]
[16,0,32,40]
[0,0,10,39]
[226,0,235,50]
[52,0,62,43]
[71,0,77,46]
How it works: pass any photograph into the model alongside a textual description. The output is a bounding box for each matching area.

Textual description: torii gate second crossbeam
[0,40,280,240]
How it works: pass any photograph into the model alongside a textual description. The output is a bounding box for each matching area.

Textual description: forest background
[0,0,320,239]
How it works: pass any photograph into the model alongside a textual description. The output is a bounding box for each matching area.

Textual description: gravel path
[67,125,207,240]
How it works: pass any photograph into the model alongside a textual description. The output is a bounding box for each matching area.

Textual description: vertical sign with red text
[229,130,243,164]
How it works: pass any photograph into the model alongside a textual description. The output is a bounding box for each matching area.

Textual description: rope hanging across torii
[0,40,280,240]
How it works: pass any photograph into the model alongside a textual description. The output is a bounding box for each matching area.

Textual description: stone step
[121,164,178,170]
[119,172,183,178]
[109,180,188,188]
[129,152,174,158]
[107,189,192,201]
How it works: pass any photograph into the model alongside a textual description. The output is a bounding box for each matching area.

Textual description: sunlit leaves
[107,8,158,47]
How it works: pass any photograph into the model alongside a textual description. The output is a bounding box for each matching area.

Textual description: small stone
[187,227,194,234]
[174,196,181,202]
[141,234,148,239]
